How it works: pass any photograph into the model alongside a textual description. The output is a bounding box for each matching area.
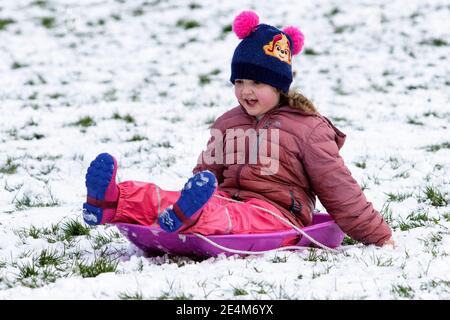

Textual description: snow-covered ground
[0,0,449,299]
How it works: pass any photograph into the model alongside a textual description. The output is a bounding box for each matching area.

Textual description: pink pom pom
[233,11,259,39]
[283,26,304,55]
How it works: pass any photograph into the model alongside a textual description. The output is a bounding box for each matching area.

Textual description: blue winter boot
[82,153,119,225]
[158,170,217,232]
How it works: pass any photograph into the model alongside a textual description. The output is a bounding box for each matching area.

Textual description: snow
[0,0,449,299]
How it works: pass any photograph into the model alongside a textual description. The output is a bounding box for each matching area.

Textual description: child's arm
[303,123,393,246]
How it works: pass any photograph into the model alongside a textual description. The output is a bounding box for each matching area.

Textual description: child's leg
[83,152,181,226]
[158,171,217,232]
[113,181,180,226]
[185,197,293,235]
[83,153,120,225]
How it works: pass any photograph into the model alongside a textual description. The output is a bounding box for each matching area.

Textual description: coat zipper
[234,113,273,196]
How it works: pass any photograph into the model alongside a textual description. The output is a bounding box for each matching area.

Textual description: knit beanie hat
[230,11,304,93]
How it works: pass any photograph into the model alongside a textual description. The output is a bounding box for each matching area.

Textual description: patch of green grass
[130,90,141,101]
[0,18,15,31]
[406,116,424,125]
[232,287,248,296]
[325,7,341,17]
[48,93,64,99]
[420,186,448,207]
[118,291,144,300]
[393,170,410,179]
[21,132,45,140]
[334,25,352,34]
[16,225,43,240]
[199,69,220,86]
[370,83,389,93]
[161,115,183,123]
[305,249,329,262]
[112,113,135,123]
[392,284,414,299]
[0,157,19,174]
[371,253,394,267]
[381,202,395,227]
[103,89,118,102]
[419,231,443,247]
[312,266,332,279]
[388,156,401,170]
[419,38,448,47]
[127,134,147,142]
[157,291,193,300]
[61,219,91,238]
[132,7,144,16]
[111,13,121,21]
[92,233,115,250]
[71,116,96,128]
[154,141,173,149]
[342,235,360,245]
[423,142,450,152]
[176,19,200,29]
[32,0,48,8]
[406,84,427,91]
[397,217,424,231]
[37,248,64,267]
[332,82,349,96]
[222,24,232,33]
[423,111,441,118]
[303,48,319,55]
[41,17,55,29]
[353,160,366,169]
[420,279,450,293]
[397,210,439,231]
[329,116,351,125]
[271,255,288,263]
[199,74,211,85]
[11,61,28,69]
[189,3,202,9]
[443,213,450,222]
[157,293,170,300]
[41,266,59,284]
[14,192,59,210]
[173,293,194,300]
[7,128,18,139]
[25,118,39,126]
[17,261,39,281]
[385,192,413,202]
[76,257,118,278]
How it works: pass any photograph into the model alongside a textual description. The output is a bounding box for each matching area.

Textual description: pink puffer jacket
[193,105,392,246]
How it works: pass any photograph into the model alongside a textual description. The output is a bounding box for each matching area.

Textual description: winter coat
[193,105,392,246]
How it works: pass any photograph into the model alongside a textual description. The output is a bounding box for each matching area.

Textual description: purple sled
[115,213,344,258]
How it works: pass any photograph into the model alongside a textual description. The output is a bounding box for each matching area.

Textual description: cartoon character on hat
[263,33,292,64]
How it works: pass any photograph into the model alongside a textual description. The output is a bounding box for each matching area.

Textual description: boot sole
[158,171,217,232]
[83,153,116,225]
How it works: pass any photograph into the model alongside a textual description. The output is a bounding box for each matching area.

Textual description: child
[82,11,394,247]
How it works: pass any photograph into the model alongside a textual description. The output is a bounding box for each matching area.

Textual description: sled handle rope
[191,194,341,255]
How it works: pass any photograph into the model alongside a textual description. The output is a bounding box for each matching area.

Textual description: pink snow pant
[111,181,295,237]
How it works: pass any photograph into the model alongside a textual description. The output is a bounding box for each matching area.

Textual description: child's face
[234,79,280,118]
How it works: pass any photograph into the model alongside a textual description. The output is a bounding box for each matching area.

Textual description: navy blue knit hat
[230,11,305,93]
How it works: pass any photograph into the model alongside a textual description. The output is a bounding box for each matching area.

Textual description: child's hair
[280,90,318,114]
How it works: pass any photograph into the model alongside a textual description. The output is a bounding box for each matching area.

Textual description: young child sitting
[82,11,394,247]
